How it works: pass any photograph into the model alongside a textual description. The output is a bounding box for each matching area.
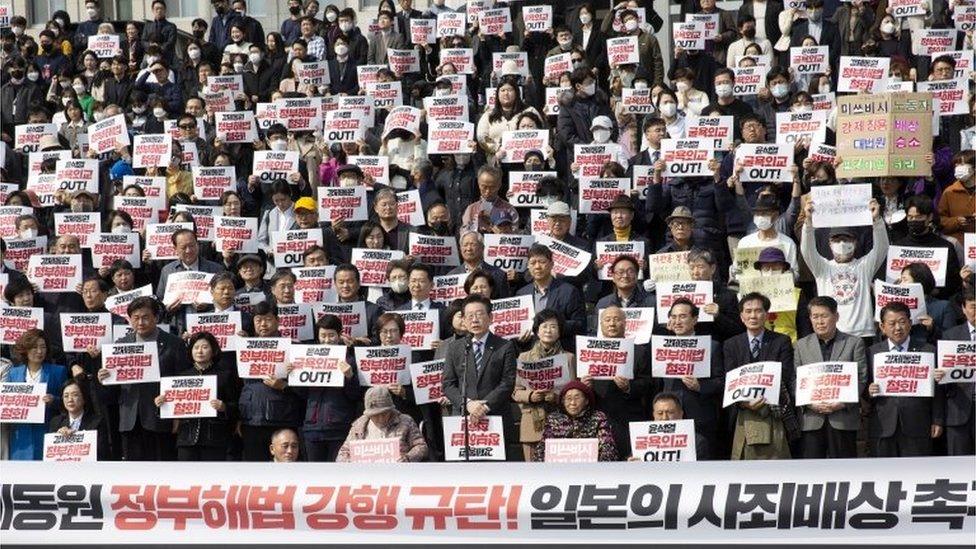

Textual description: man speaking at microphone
[442,294,518,460]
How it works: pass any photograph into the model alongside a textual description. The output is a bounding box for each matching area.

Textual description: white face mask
[12,27,23,36]
[771,83,789,99]
[592,129,611,143]
[93,111,105,122]
[269,139,288,151]
[145,55,159,66]
[188,48,201,60]
[339,175,358,187]
[335,44,349,56]
[249,52,262,64]
[19,228,37,239]
[326,11,338,22]
[580,13,592,24]
[753,215,773,231]
[955,165,973,181]
[73,84,86,95]
[62,97,72,106]
[233,62,244,72]
[793,104,812,113]
[111,224,132,234]
[390,280,408,294]
[715,83,733,98]
[634,81,648,90]
[582,82,595,96]
[675,81,690,93]
[27,71,39,82]
[830,241,855,258]
[153,107,167,118]
[558,38,572,49]
[132,105,146,114]
[624,19,638,32]
[881,22,896,34]
[87,8,98,19]
[340,21,353,33]
[659,103,677,118]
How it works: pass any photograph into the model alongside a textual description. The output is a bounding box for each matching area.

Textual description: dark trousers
[946,418,975,456]
[303,439,343,462]
[241,424,280,461]
[178,445,228,461]
[801,423,857,458]
[121,423,176,461]
[871,424,932,457]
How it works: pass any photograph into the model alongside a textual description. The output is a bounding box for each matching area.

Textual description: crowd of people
[0,0,973,464]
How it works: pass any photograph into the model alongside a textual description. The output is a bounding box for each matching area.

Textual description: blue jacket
[7,363,68,460]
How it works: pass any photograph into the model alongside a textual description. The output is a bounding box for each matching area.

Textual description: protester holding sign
[336,386,428,462]
[6,330,67,460]
[940,293,976,456]
[532,379,618,462]
[47,377,109,461]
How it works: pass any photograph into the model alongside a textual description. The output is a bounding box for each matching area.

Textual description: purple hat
[753,247,788,271]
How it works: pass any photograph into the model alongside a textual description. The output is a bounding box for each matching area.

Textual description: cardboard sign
[213,216,258,254]
[318,186,368,223]
[15,123,57,153]
[27,254,82,293]
[191,165,235,200]
[252,150,299,183]
[651,335,712,378]
[162,271,215,306]
[391,309,440,350]
[287,344,346,387]
[0,383,46,423]
[236,337,290,379]
[3,236,46,273]
[443,415,506,461]
[673,22,706,51]
[723,361,782,407]
[277,303,314,343]
[145,222,194,260]
[324,110,367,143]
[348,438,399,463]
[594,241,645,280]
[543,53,572,81]
[88,114,129,154]
[836,93,932,178]
[578,178,630,214]
[54,212,100,248]
[661,138,714,177]
[789,46,829,74]
[409,359,446,405]
[937,341,976,384]
[439,48,475,74]
[648,251,693,283]
[60,313,112,353]
[523,5,552,32]
[87,34,120,57]
[351,248,405,288]
[500,130,549,163]
[629,420,697,462]
[544,438,598,463]
[0,306,43,345]
[917,79,970,116]
[293,265,336,304]
[431,274,468,305]
[354,345,411,386]
[838,57,890,94]
[484,234,534,273]
[54,159,99,196]
[315,302,368,339]
[158,376,217,419]
[795,362,860,406]
[214,111,257,143]
[427,120,475,154]
[575,143,621,178]
[479,8,512,34]
[810,183,873,228]
[873,280,927,323]
[775,110,828,145]
[597,307,655,345]
[732,67,764,96]
[423,95,470,122]
[295,61,329,86]
[576,336,635,380]
[409,18,436,44]
[382,106,422,138]
[396,190,426,226]
[271,229,323,268]
[104,285,152,321]
[407,232,461,267]
[436,12,466,37]
[101,342,161,385]
[735,143,793,183]
[686,116,733,150]
[186,312,243,352]
[873,352,935,397]
[655,280,714,323]
[619,88,655,115]
[738,273,797,313]
[517,354,572,392]
[606,36,640,66]
[43,430,97,462]
[489,295,535,340]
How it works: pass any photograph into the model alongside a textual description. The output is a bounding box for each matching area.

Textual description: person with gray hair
[686,247,745,343]
[336,387,428,462]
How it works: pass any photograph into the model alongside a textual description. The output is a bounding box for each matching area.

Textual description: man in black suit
[441,294,518,459]
[516,244,586,350]
[867,302,944,457]
[936,293,974,456]
[723,292,797,460]
[155,228,226,314]
[395,264,447,360]
[97,296,187,461]
[328,35,360,95]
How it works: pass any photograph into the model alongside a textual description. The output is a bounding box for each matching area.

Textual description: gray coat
[794,331,866,432]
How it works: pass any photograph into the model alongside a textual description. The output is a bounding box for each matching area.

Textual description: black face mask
[9,69,24,80]
[289,5,301,15]
[429,221,451,236]
[743,28,756,39]
[215,5,227,14]
[907,219,928,236]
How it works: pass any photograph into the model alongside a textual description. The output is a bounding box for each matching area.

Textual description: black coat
[173,361,240,449]
[866,341,944,439]
[113,329,188,434]
[48,411,111,461]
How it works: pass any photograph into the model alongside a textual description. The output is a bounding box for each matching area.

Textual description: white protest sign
[27,254,82,293]
[0,383,46,423]
[655,280,714,323]
[937,341,976,384]
[489,295,535,340]
[662,138,715,177]
[578,178,630,214]
[354,345,411,386]
[873,352,935,397]
[686,116,734,150]
[392,309,441,351]
[318,186,368,223]
[287,344,347,387]
[810,183,873,228]
[597,307,655,345]
[236,337,290,379]
[722,361,782,407]
[629,419,697,462]
[517,354,572,393]
[442,415,506,461]
[651,335,712,378]
[43,430,97,461]
[158,376,218,419]
[576,336,635,380]
[214,111,258,143]
[60,313,112,353]
[838,56,890,94]
[186,311,243,351]
[315,302,368,339]
[409,359,446,405]
[162,271,215,306]
[100,342,161,385]
[213,216,258,253]
[795,362,860,406]
[874,281,927,323]
[544,438,598,463]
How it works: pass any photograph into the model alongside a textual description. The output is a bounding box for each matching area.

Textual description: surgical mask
[335,44,349,56]
[429,221,449,235]
[11,26,23,36]
[743,28,756,39]
[454,154,470,167]
[659,103,677,118]
[675,81,690,93]
[73,84,86,95]
[326,11,338,22]
[93,111,105,122]
[625,19,638,32]
[233,62,244,72]
[290,5,302,15]
[830,241,855,258]
[715,83,733,98]
[558,38,572,49]
[188,48,201,60]
[793,104,812,113]
[27,71,39,82]
[580,13,592,24]
[593,129,611,143]
[819,83,831,94]
[249,52,262,64]
[19,228,37,239]
[111,224,132,234]
[133,105,146,114]
[390,280,408,293]
[339,176,358,187]
[954,165,973,181]
[634,81,648,90]
[269,139,288,151]
[620,73,635,87]
[62,97,72,106]
[771,83,789,99]
[340,21,353,33]
[572,61,584,70]
[907,219,928,236]
[145,55,159,66]
[87,8,98,18]
[582,82,595,96]
[881,22,896,34]
[753,215,773,231]
[153,107,167,118]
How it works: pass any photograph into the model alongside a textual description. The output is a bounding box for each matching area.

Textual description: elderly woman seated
[531,380,618,462]
[337,387,429,462]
